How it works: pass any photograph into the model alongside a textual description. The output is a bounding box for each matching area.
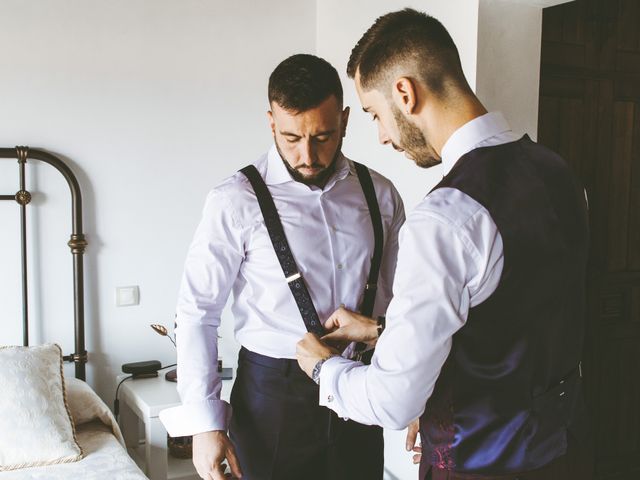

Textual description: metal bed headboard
[0,146,88,380]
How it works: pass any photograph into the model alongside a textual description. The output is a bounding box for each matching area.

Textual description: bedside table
[117,372,233,480]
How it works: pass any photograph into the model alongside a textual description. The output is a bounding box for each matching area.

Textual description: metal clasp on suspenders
[286,272,301,283]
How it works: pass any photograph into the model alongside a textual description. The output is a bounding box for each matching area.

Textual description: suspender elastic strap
[353,162,384,318]
[240,165,325,336]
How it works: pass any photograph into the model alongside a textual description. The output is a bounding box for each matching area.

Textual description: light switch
[116,286,139,307]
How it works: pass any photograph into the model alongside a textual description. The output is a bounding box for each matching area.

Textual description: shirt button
[337,263,343,270]
[327,395,334,403]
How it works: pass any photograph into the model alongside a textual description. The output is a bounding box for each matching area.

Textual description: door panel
[539,1,640,478]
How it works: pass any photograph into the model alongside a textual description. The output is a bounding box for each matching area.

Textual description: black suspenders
[353,162,384,318]
[240,165,325,336]
[240,162,384,334]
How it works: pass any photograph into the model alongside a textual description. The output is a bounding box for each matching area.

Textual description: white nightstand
[117,372,233,480]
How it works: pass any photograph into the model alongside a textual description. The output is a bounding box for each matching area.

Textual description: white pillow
[0,344,83,471]
[65,377,125,445]
[65,377,108,426]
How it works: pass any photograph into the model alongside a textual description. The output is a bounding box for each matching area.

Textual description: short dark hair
[268,54,343,112]
[347,9,467,96]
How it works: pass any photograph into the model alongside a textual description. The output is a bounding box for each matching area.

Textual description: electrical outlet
[116,286,139,307]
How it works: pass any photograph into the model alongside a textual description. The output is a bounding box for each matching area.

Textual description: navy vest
[419,135,589,476]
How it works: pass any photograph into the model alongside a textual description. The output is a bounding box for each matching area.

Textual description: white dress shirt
[319,112,520,429]
[160,145,405,436]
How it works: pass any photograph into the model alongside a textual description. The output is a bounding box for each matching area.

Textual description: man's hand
[322,306,379,345]
[296,333,339,378]
[405,418,422,465]
[192,430,242,479]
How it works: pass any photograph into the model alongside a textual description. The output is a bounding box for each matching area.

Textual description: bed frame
[0,146,88,380]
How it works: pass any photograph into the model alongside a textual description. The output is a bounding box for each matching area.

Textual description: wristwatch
[312,356,335,385]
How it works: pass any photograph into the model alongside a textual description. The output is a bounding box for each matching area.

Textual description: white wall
[0,0,316,398]
[477,0,543,140]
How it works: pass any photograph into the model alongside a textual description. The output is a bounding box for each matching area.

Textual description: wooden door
[538,1,640,479]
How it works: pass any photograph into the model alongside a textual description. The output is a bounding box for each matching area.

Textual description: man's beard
[275,137,343,187]
[391,104,441,168]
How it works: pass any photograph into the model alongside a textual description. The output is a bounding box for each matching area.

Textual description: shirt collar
[264,143,353,187]
[440,112,512,176]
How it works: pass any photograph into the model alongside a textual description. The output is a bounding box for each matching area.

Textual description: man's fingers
[305,332,320,343]
[300,332,335,351]
[324,314,339,331]
[296,333,314,353]
[406,419,420,451]
[210,462,227,480]
[321,330,347,343]
[324,305,350,331]
[405,431,417,451]
[321,334,347,351]
[406,419,422,466]
[226,445,243,478]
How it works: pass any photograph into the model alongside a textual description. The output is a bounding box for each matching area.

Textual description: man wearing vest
[297,9,593,480]
[159,54,405,480]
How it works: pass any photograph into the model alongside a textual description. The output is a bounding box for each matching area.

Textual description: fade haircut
[268,54,343,113]
[347,9,468,97]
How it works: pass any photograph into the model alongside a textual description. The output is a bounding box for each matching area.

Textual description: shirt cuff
[159,399,231,437]
[318,355,363,418]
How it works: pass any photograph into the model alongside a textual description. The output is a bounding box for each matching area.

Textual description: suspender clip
[286,272,301,283]
[365,283,377,290]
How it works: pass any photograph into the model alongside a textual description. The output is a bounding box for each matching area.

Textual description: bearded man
[161,53,405,480]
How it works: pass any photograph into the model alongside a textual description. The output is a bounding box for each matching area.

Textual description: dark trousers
[229,347,384,480]
[424,431,594,480]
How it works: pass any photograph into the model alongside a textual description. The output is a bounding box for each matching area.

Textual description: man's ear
[341,106,350,137]
[391,77,418,115]
[267,110,276,135]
